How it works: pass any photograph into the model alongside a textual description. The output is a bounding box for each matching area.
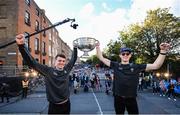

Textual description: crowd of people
[137,73,180,101]
[69,68,113,94]
[152,77,179,101]
[69,67,180,102]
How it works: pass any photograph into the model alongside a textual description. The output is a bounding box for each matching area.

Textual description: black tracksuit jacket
[18,44,77,103]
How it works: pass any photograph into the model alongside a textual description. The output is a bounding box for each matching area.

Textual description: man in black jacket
[96,42,170,114]
[16,34,77,114]
[0,83,10,103]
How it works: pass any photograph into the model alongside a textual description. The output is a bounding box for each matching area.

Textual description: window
[43,27,46,37]
[43,59,45,65]
[52,47,54,57]
[35,8,39,16]
[52,36,55,43]
[42,41,46,56]
[0,27,6,40]
[49,45,52,56]
[35,58,39,62]
[49,59,51,66]
[56,39,58,44]
[35,38,39,54]
[25,11,30,25]
[24,32,31,51]
[55,49,58,56]
[0,5,7,19]
[35,20,39,31]
[25,0,30,6]
[43,17,46,23]
[48,32,51,40]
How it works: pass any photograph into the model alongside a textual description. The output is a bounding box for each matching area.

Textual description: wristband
[160,52,167,55]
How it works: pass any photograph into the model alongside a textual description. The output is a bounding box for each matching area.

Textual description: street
[0,0,179,114]
[0,85,180,114]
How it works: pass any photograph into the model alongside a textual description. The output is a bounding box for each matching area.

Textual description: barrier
[0,66,28,77]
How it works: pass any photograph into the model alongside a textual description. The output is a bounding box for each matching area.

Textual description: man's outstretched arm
[96,42,111,67]
[16,34,49,75]
[16,34,37,68]
[146,43,170,71]
[65,46,77,72]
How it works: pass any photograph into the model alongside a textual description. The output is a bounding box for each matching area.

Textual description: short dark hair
[55,54,66,60]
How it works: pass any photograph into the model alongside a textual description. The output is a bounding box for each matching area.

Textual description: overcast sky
[34,0,179,56]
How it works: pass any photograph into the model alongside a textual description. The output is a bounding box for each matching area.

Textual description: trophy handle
[95,39,99,43]
[73,39,78,47]
[95,39,99,46]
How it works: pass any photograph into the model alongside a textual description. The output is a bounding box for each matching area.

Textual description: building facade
[0,0,73,76]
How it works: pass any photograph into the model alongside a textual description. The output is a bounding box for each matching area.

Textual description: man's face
[55,57,66,69]
[119,51,132,63]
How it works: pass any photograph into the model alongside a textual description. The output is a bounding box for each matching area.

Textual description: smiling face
[119,51,132,64]
[54,55,66,69]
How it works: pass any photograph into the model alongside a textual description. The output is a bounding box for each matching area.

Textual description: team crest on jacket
[64,70,67,74]
[130,68,134,72]
[53,72,58,76]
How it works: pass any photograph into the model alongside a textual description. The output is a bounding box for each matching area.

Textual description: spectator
[159,79,166,97]
[152,80,158,95]
[167,80,176,101]
[0,83,10,103]
[73,78,79,94]
[138,74,143,91]
[22,77,29,98]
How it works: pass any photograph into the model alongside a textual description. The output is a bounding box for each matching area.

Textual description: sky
[34,0,179,56]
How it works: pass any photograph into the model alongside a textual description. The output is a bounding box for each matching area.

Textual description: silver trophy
[73,37,99,57]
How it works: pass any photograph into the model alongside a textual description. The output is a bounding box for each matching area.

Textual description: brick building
[0,0,73,76]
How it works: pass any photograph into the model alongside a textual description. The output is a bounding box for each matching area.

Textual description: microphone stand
[0,18,77,49]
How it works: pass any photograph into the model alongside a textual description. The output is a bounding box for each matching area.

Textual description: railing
[0,66,29,77]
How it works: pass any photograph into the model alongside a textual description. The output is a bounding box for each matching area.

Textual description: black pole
[0,18,77,49]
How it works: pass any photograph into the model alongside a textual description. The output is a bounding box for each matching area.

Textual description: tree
[85,55,101,66]
[119,8,180,63]
[105,8,180,76]
[105,39,122,61]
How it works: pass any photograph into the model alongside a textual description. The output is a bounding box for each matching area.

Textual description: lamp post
[167,63,169,75]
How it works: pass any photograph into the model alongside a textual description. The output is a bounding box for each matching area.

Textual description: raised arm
[16,34,49,75]
[96,42,110,67]
[65,46,77,72]
[145,43,170,71]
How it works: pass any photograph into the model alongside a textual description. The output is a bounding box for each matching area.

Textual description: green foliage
[105,39,122,61]
[104,8,179,75]
[85,55,101,65]
[118,8,180,63]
